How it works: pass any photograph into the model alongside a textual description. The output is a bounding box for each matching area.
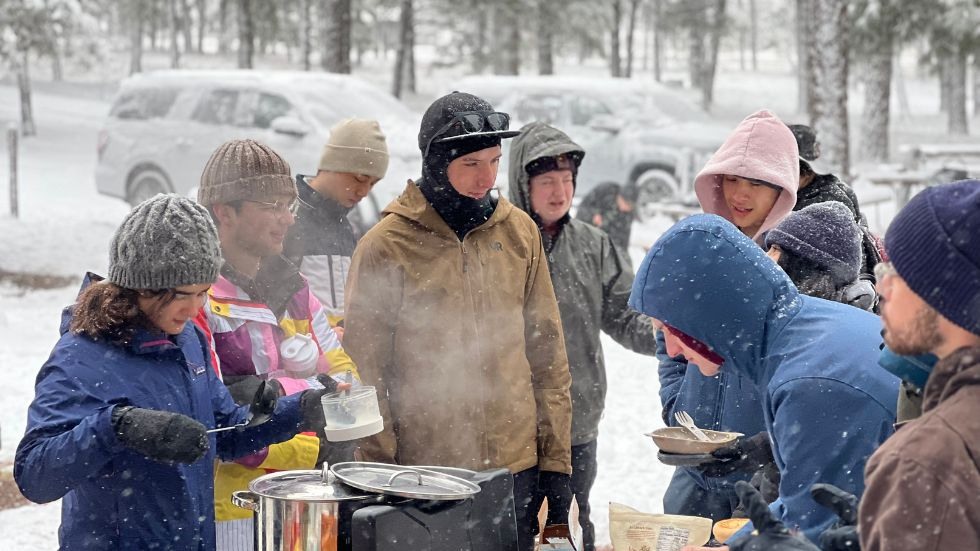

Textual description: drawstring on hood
[694,110,800,244]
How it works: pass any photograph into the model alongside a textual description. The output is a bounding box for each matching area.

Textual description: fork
[674,411,711,442]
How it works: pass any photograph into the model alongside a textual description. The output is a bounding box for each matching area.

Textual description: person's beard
[885,303,944,356]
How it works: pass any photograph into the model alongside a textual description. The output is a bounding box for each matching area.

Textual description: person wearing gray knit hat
[765,201,875,310]
[285,119,390,324]
[108,193,222,291]
[765,201,862,287]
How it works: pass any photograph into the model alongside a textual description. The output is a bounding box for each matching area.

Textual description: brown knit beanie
[198,139,297,207]
[318,118,389,180]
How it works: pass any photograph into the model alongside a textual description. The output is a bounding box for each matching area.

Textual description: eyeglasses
[248,198,298,216]
[873,261,897,282]
[423,111,511,158]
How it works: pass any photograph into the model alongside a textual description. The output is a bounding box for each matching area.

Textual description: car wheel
[127,168,171,207]
[632,168,679,222]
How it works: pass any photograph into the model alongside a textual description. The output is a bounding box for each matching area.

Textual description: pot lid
[248,466,373,502]
[330,462,481,501]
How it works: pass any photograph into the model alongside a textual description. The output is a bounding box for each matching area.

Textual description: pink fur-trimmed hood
[694,109,799,244]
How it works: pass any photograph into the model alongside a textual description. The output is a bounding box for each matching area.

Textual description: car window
[254,93,298,129]
[191,89,240,126]
[110,88,179,120]
[570,95,613,126]
[513,94,563,125]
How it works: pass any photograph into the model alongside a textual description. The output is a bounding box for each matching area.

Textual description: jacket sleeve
[524,230,573,474]
[209,363,306,461]
[656,330,688,424]
[768,377,894,544]
[859,450,977,551]
[343,237,402,464]
[14,357,126,503]
[599,236,658,355]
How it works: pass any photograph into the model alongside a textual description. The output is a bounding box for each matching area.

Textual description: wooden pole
[8,124,18,218]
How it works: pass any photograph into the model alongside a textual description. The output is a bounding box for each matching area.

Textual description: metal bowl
[645,427,742,455]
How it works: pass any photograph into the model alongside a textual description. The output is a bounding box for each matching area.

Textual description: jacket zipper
[461,243,468,273]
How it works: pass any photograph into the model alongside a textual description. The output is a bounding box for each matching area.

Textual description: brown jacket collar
[384,180,514,240]
[922,345,980,412]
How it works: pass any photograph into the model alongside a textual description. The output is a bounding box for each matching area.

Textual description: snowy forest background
[1,0,979,177]
[1,0,980,547]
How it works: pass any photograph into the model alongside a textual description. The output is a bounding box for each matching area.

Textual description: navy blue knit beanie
[885,179,980,336]
[765,201,861,286]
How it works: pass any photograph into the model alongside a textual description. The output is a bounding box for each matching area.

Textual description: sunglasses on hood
[424,111,516,158]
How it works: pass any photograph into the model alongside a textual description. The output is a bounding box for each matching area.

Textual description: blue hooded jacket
[630,215,898,543]
[15,276,307,550]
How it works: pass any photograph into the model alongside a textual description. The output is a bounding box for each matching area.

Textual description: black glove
[732,462,781,518]
[537,471,573,527]
[811,483,861,551]
[701,431,774,477]
[112,405,209,464]
[728,480,821,551]
[299,374,341,433]
[225,376,283,429]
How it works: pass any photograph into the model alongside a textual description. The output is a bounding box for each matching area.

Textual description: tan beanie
[318,118,390,180]
[198,139,297,207]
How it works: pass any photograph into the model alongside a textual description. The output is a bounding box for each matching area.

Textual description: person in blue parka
[15,195,334,551]
[629,214,898,546]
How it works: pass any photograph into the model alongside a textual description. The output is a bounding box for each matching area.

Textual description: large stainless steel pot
[232,465,381,551]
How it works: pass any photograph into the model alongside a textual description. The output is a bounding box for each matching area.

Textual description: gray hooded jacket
[509,121,658,445]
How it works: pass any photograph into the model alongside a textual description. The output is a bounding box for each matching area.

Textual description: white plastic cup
[320,386,384,442]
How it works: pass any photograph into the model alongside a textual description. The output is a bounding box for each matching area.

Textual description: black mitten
[701,431,774,477]
[299,374,341,432]
[729,481,821,551]
[537,471,573,526]
[811,483,861,551]
[112,405,209,464]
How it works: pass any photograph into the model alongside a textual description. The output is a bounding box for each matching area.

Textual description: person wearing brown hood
[508,121,658,550]
[343,92,573,551]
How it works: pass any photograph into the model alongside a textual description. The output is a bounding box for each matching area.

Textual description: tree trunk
[169,0,181,68]
[689,27,705,89]
[700,0,726,110]
[653,0,662,81]
[130,1,144,74]
[237,0,254,68]
[749,0,758,70]
[610,0,622,77]
[810,0,849,175]
[974,50,980,116]
[938,57,951,113]
[322,0,352,73]
[537,0,554,75]
[218,0,230,54]
[471,3,488,74]
[407,20,416,93]
[625,0,640,78]
[391,0,412,98]
[859,32,893,162]
[300,0,312,70]
[947,46,969,135]
[796,0,811,117]
[492,1,520,75]
[196,0,206,52]
[16,51,36,137]
[180,0,194,54]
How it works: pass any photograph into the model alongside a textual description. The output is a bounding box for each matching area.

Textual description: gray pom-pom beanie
[107,194,222,290]
[765,201,862,286]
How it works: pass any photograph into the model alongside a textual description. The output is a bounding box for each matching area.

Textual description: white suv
[96,70,421,226]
